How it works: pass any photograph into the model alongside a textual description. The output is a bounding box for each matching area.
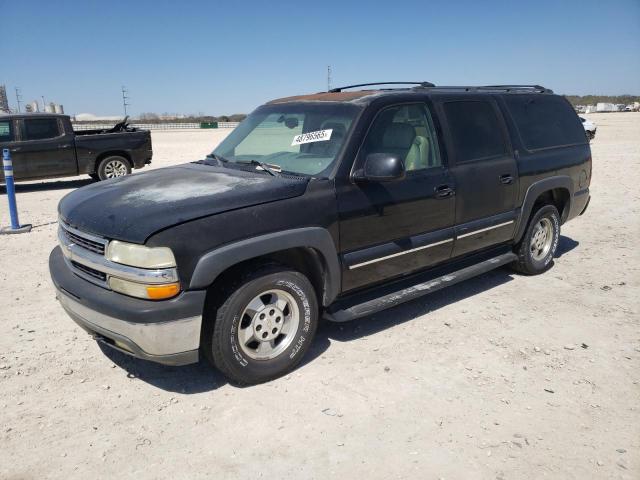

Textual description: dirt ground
[1,115,638,479]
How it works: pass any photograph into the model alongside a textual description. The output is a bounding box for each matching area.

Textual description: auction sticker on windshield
[291,129,333,146]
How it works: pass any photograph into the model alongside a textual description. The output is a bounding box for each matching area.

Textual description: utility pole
[121,86,130,116]
[14,87,22,113]
[327,65,332,91]
[41,95,46,112]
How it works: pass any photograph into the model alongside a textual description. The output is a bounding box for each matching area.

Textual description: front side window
[213,103,360,176]
[0,121,12,142]
[23,118,60,141]
[360,103,442,171]
[444,101,507,163]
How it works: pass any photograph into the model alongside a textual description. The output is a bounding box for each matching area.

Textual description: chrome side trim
[56,287,202,356]
[456,220,514,240]
[349,238,454,270]
[58,227,179,285]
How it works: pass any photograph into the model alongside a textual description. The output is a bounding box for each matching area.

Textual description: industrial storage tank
[54,104,64,114]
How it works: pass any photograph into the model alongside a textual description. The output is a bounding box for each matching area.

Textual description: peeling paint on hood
[58,163,309,243]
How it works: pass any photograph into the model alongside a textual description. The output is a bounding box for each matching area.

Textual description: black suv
[50,83,591,384]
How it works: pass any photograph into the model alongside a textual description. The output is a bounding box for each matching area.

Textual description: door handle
[435,184,455,198]
[499,174,514,185]
[58,144,71,149]
[10,147,21,153]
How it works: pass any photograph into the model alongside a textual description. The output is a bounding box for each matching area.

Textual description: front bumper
[50,246,206,366]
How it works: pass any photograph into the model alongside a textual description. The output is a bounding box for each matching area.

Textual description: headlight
[106,240,176,268]
[109,277,181,300]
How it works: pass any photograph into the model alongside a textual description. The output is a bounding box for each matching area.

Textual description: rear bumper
[567,188,590,222]
[50,246,205,366]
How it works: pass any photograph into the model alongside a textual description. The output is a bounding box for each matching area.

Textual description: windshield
[212,103,361,176]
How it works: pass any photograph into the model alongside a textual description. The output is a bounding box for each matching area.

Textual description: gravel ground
[0,115,638,479]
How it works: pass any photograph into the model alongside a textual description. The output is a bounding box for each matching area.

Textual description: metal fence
[72,122,240,131]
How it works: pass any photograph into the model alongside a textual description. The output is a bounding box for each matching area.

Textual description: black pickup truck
[50,83,591,385]
[0,113,152,182]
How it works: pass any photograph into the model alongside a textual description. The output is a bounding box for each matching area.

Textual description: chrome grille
[60,222,107,255]
[71,261,107,282]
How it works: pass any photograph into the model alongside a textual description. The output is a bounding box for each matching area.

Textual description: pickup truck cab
[0,113,152,182]
[49,83,591,385]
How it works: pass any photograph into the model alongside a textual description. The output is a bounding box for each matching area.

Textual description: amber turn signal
[146,283,181,300]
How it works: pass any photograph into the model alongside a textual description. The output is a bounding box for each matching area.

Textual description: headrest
[321,122,347,137]
[382,123,416,149]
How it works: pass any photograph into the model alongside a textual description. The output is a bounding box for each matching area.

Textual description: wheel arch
[189,227,341,307]
[93,150,132,173]
[514,176,572,243]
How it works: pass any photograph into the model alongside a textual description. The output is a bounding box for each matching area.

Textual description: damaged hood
[59,163,309,243]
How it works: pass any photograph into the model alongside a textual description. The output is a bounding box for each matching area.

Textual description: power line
[14,87,22,113]
[121,86,130,116]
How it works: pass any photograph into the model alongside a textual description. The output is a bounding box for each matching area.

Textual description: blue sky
[3,0,639,116]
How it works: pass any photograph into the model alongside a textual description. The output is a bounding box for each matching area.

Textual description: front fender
[189,227,341,305]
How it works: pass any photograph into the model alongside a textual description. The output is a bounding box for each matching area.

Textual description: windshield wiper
[236,159,281,176]
[205,153,229,165]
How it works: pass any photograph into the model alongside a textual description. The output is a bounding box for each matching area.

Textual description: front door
[439,98,518,256]
[337,103,456,292]
[0,118,29,180]
[15,117,76,179]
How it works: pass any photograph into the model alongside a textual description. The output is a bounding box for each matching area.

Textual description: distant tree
[228,113,247,122]
[138,112,160,122]
[564,95,640,106]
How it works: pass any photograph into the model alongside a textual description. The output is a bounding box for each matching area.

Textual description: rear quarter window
[504,95,586,150]
[443,101,507,163]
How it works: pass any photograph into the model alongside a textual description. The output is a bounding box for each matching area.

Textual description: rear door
[15,117,76,179]
[337,102,456,292]
[439,97,518,256]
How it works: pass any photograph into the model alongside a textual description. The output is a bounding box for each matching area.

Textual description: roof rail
[329,82,435,93]
[482,84,552,93]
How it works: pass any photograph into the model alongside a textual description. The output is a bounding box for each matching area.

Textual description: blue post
[1,148,31,234]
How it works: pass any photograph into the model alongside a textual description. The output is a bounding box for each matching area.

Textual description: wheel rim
[103,159,128,178]
[237,289,299,360]
[530,217,554,261]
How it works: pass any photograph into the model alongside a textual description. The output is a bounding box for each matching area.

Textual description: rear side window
[504,95,586,150]
[23,118,60,140]
[0,121,12,142]
[443,101,507,163]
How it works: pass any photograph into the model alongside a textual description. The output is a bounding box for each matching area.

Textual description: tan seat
[405,135,430,170]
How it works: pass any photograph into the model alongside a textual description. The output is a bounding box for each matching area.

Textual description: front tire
[511,204,560,275]
[96,155,131,181]
[203,266,319,385]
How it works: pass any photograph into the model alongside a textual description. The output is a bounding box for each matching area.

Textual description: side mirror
[354,153,406,182]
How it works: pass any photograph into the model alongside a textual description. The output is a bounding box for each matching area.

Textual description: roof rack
[419,84,552,93]
[481,85,552,93]
[329,82,435,93]
[328,83,553,94]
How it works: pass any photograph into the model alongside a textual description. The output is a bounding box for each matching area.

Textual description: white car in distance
[580,116,596,140]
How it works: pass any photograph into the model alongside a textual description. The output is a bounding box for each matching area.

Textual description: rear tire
[203,265,319,385]
[96,156,131,181]
[511,204,560,275]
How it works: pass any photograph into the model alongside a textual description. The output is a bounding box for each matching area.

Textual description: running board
[325,252,517,322]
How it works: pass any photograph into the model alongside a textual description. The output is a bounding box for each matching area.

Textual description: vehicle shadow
[555,235,579,258]
[0,178,94,194]
[101,236,579,393]
[98,343,230,394]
